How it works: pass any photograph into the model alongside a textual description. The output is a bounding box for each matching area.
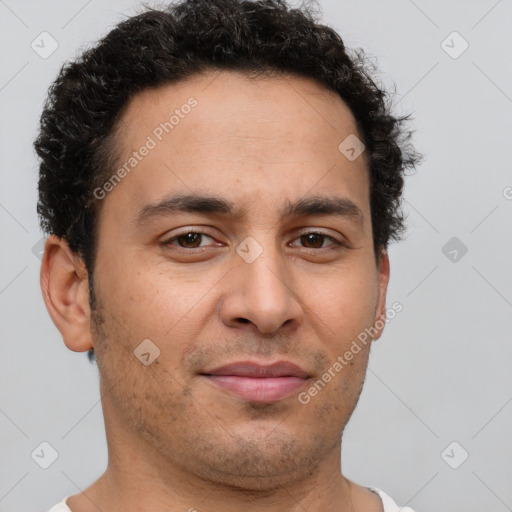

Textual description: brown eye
[164,231,215,249]
[176,232,202,248]
[301,233,325,248]
[292,232,341,249]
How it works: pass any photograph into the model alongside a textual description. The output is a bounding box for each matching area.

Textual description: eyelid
[295,228,344,241]
[290,229,345,248]
[161,227,346,250]
[161,228,217,247]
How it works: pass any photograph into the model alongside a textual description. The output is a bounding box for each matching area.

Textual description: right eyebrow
[134,194,238,227]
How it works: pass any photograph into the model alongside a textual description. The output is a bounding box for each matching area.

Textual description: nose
[219,238,303,335]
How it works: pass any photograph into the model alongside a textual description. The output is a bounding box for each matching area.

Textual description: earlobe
[372,248,391,341]
[40,235,94,352]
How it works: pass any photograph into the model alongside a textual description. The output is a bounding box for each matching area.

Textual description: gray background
[1,0,511,510]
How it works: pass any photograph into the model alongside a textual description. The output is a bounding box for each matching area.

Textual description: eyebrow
[134,193,364,227]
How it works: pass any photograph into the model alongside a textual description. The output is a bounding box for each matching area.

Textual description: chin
[188,436,324,491]
[198,464,318,493]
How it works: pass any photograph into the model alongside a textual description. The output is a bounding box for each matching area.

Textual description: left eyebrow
[280,195,364,226]
[134,193,364,227]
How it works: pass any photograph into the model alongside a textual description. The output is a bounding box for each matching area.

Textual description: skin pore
[41,70,389,512]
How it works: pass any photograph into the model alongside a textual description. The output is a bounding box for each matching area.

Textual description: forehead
[116,69,365,162]
[102,70,369,223]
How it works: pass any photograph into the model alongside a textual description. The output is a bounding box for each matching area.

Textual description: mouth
[199,360,310,403]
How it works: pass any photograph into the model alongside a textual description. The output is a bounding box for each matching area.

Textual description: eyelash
[161,230,345,251]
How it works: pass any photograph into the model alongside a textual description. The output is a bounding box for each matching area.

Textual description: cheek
[95,261,219,371]
[100,261,194,326]
[302,266,379,341]
[97,332,196,443]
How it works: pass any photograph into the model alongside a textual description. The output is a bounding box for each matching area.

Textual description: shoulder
[368,487,418,512]
[46,496,72,512]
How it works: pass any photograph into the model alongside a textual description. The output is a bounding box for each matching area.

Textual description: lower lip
[203,375,308,402]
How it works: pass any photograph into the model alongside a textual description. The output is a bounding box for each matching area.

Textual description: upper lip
[201,360,310,379]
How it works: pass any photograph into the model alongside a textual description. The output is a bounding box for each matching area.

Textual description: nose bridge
[229,232,301,332]
[247,240,287,292]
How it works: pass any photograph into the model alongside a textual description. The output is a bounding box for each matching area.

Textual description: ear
[40,234,93,352]
[371,248,390,341]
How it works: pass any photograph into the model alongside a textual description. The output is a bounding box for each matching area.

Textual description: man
[35,0,421,510]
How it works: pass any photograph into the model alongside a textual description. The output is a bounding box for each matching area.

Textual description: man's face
[89,70,388,489]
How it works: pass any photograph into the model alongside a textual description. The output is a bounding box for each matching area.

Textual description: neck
[93,453,354,512]
[80,405,355,512]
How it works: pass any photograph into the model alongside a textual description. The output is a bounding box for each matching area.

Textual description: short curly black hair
[34,0,420,362]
